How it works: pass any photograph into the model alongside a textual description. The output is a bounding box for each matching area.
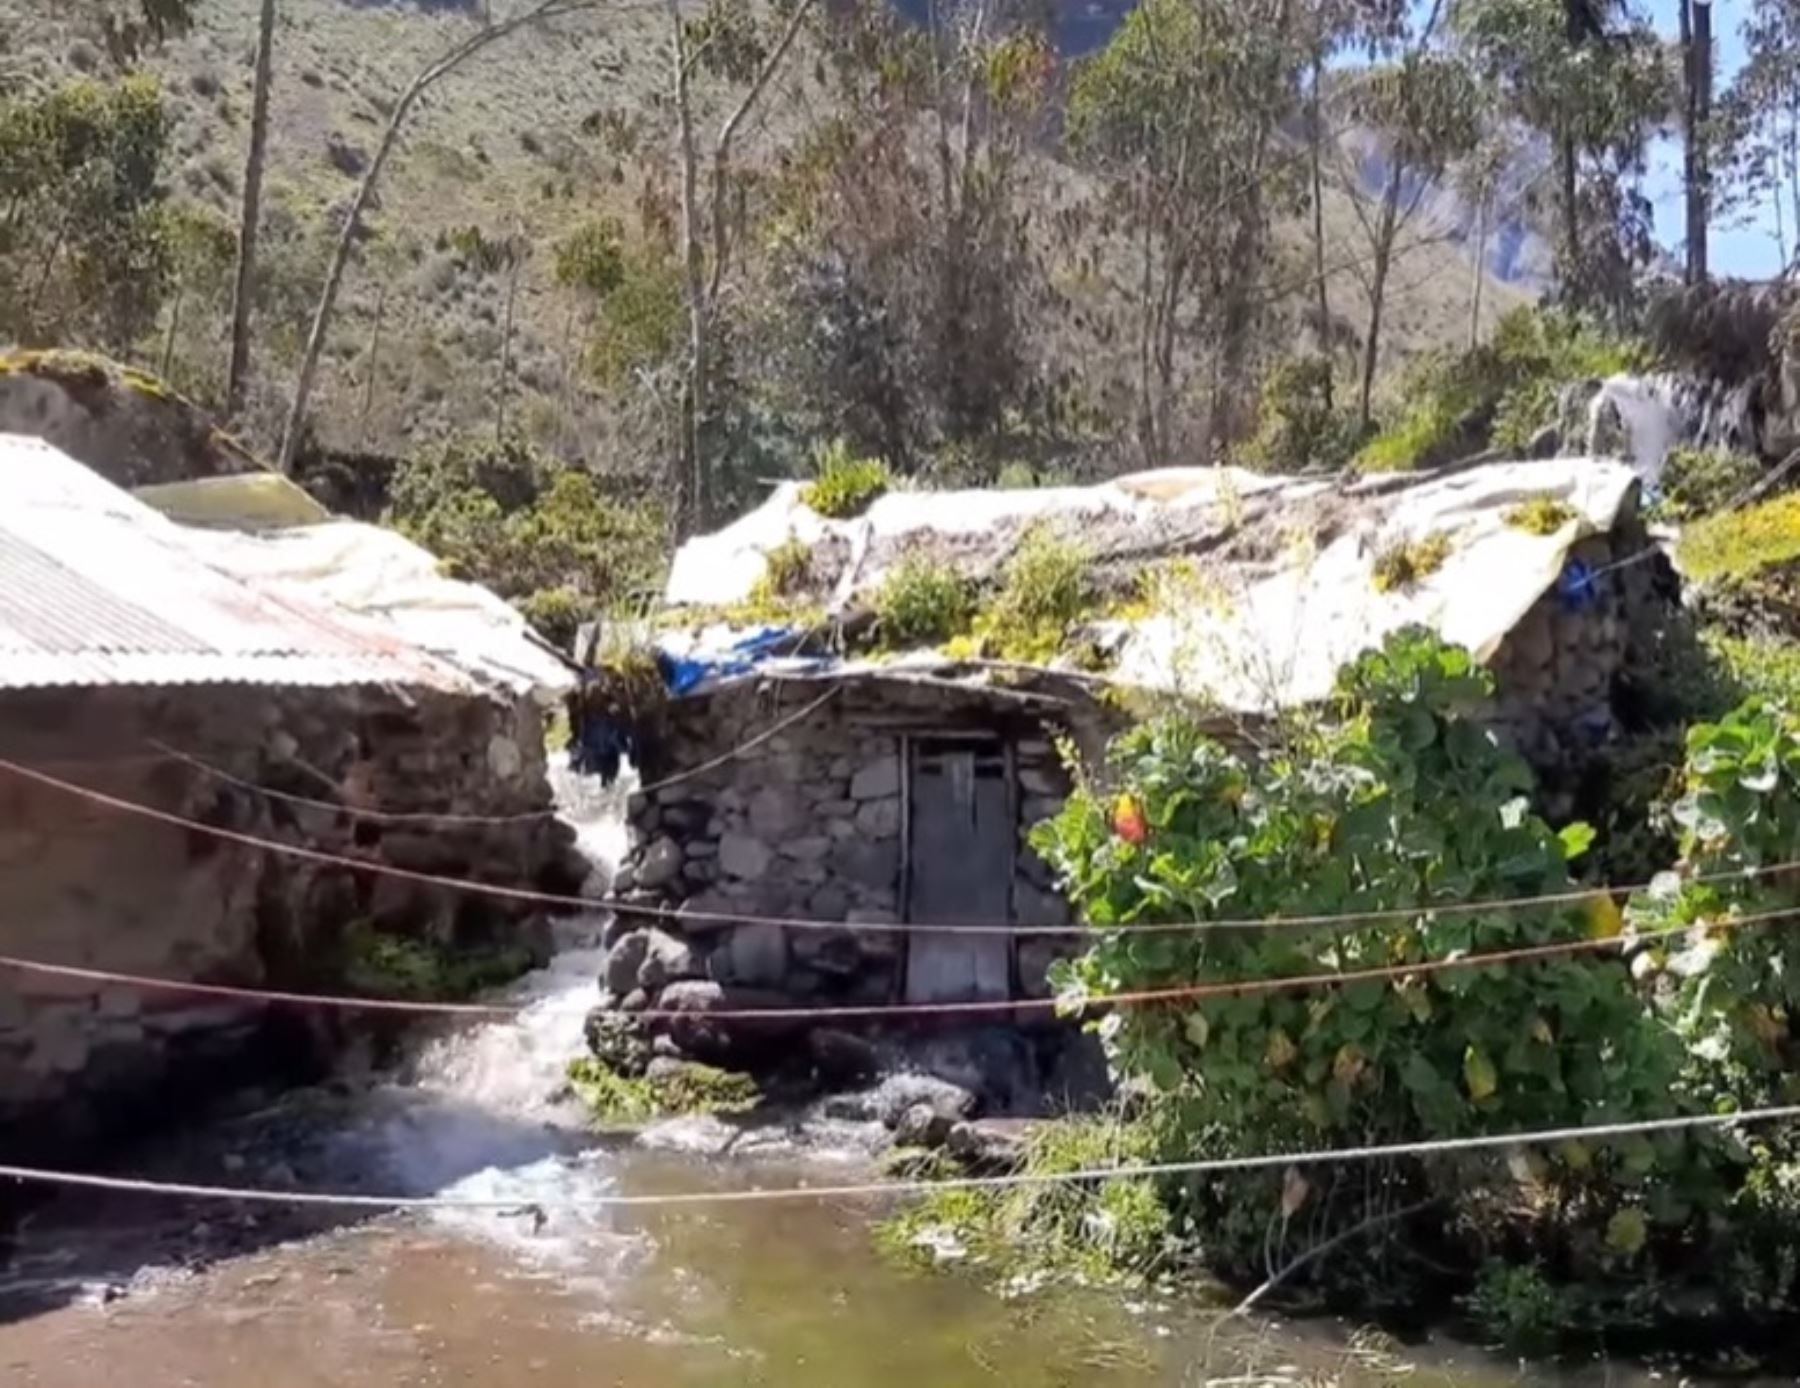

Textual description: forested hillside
[0,0,1533,517]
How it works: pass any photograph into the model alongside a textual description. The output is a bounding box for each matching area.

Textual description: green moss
[1371,531,1452,593]
[342,925,530,1001]
[1680,492,1800,586]
[874,557,976,648]
[1704,632,1800,705]
[748,535,813,609]
[1504,496,1578,536]
[801,439,891,518]
[566,1057,760,1127]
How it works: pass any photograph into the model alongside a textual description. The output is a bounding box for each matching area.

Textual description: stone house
[0,437,578,1160]
[604,458,1673,1044]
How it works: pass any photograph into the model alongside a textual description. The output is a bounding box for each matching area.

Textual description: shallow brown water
[0,1138,1667,1388]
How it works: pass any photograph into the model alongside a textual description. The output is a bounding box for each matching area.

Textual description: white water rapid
[1579,371,1758,488]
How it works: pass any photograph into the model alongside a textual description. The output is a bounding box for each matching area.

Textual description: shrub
[750,535,812,604]
[874,556,976,648]
[802,438,892,517]
[1353,394,1463,473]
[1504,497,1578,536]
[978,523,1093,662]
[1029,629,1683,1294]
[385,436,667,648]
[1370,530,1451,592]
[1653,446,1761,523]
[1236,355,1362,474]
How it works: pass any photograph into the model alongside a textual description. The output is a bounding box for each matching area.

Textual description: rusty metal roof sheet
[0,435,470,692]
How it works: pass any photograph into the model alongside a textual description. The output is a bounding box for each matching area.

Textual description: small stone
[719,832,773,881]
[1020,795,1063,825]
[874,1073,978,1127]
[893,1103,955,1148]
[831,837,899,889]
[636,837,684,890]
[1012,882,1070,928]
[486,735,523,781]
[814,798,855,816]
[827,818,859,841]
[807,883,852,919]
[854,798,901,838]
[850,756,901,800]
[789,859,828,886]
[720,923,787,987]
[945,1118,1031,1172]
[685,840,719,859]
[604,931,652,994]
[845,907,898,926]
[792,929,862,976]
[1016,937,1068,998]
[783,835,833,863]
[638,929,698,990]
[748,786,803,838]
[620,988,651,1013]
[1017,766,1064,796]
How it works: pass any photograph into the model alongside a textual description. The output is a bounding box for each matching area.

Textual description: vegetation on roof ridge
[1680,491,1800,587]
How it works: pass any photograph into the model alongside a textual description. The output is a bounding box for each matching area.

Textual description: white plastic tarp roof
[185,521,576,700]
[663,459,1641,715]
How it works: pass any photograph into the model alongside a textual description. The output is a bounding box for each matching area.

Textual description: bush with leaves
[1354,307,1653,471]
[1651,446,1761,524]
[1235,355,1362,474]
[801,438,891,517]
[873,557,976,649]
[386,436,667,648]
[1031,629,1689,1299]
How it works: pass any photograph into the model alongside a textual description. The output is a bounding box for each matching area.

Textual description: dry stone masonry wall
[0,682,571,1161]
[607,681,1080,1057]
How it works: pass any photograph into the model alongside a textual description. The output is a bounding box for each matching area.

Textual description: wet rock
[637,928,698,990]
[873,1073,978,1128]
[946,1118,1031,1172]
[654,980,805,1064]
[809,1028,880,1085]
[635,837,683,890]
[603,931,651,994]
[719,832,772,881]
[894,1102,955,1148]
[585,1011,650,1076]
[717,923,787,987]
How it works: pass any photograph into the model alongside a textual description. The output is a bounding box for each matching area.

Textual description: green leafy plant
[976,523,1094,662]
[802,438,892,518]
[1464,1262,1576,1354]
[1029,628,1682,1296]
[1370,530,1451,592]
[1237,355,1362,474]
[1504,496,1578,535]
[342,925,530,1002]
[750,534,812,606]
[874,556,976,648]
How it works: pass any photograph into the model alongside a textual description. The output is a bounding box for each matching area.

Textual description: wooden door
[903,738,1013,1003]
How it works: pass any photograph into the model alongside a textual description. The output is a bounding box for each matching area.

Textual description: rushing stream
[0,761,1719,1386]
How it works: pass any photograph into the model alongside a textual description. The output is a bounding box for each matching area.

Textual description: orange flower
[1112,794,1148,845]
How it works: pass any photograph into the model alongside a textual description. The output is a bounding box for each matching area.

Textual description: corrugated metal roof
[0,435,471,693]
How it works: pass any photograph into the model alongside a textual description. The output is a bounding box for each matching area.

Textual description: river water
[0,765,1685,1387]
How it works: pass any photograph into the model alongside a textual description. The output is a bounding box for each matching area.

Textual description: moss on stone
[1680,492,1800,588]
[341,924,531,1001]
[1503,496,1578,536]
[1371,530,1451,593]
[566,1056,761,1127]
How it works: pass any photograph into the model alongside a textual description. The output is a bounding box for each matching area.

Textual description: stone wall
[1483,526,1666,814]
[0,682,572,1162]
[606,680,1081,1053]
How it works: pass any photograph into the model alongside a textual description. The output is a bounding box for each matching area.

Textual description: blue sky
[1641,0,1779,277]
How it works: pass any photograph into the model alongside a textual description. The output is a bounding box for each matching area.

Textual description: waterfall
[1577,372,1758,488]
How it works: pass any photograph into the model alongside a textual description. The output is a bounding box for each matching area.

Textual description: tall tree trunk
[1358,168,1402,431]
[1468,191,1489,351]
[160,278,186,379]
[278,0,607,474]
[1680,0,1712,285]
[670,0,707,532]
[496,248,521,440]
[358,280,387,447]
[1556,129,1581,302]
[226,0,276,421]
[1309,47,1333,406]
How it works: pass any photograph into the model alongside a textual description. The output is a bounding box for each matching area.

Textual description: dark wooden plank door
[904,739,1012,1003]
